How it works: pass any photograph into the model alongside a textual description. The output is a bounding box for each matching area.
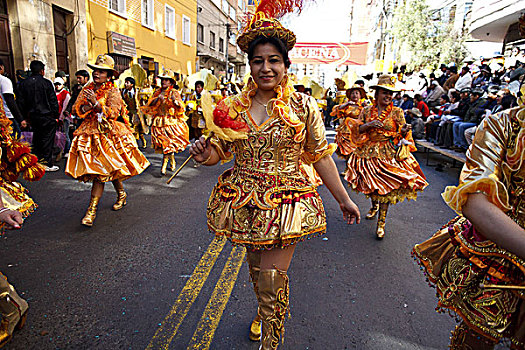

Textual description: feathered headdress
[237,0,311,53]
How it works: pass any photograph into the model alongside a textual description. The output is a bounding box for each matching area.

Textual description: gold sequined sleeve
[301,96,337,164]
[442,111,513,214]
[210,136,233,163]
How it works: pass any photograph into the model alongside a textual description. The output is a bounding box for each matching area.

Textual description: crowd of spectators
[395,52,523,152]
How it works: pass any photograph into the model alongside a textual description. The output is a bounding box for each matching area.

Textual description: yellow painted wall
[86,0,197,75]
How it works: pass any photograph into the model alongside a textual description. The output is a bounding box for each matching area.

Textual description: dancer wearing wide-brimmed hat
[66,54,150,227]
[344,74,427,239]
[188,1,361,348]
[141,69,189,175]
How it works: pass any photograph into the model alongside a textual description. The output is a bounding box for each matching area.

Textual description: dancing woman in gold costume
[189,2,360,348]
[66,55,150,226]
[344,75,427,239]
[141,70,189,175]
[0,96,45,348]
[332,84,367,162]
[413,80,525,349]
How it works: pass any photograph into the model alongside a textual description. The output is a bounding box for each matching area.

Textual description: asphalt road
[2,131,465,350]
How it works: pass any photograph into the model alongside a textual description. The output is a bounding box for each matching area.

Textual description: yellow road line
[146,238,227,350]
[186,246,246,350]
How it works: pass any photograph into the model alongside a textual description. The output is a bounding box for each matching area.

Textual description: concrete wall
[7,0,88,78]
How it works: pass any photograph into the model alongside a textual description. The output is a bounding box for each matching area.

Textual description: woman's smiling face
[249,42,286,92]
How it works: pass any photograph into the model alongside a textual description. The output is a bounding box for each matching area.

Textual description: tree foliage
[391,0,469,70]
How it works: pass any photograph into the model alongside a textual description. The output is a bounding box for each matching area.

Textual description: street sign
[107,31,137,57]
[289,42,368,66]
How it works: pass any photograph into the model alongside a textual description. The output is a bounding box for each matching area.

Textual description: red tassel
[23,163,45,182]
[213,103,249,132]
[5,141,32,162]
[15,153,38,173]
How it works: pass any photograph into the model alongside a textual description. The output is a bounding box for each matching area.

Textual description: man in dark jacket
[436,88,471,147]
[452,89,486,150]
[17,60,59,171]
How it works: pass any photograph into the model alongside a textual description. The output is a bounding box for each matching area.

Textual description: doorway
[53,6,70,77]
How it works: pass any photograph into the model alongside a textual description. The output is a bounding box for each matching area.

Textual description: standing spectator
[65,70,90,127]
[454,66,472,91]
[437,64,449,86]
[0,59,24,138]
[54,77,71,157]
[425,81,445,108]
[443,66,459,93]
[17,60,59,171]
[414,94,430,119]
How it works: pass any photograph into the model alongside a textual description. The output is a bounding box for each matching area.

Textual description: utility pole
[225,23,230,81]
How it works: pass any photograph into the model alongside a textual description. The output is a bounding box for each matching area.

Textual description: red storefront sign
[289,42,368,66]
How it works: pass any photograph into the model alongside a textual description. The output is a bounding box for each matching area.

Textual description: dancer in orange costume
[66,55,150,226]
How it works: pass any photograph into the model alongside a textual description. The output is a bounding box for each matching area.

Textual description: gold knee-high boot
[258,269,289,350]
[169,153,176,171]
[161,154,169,175]
[365,199,379,220]
[247,250,262,341]
[449,322,495,350]
[375,204,388,239]
[81,196,100,227]
[0,274,28,348]
[111,180,127,211]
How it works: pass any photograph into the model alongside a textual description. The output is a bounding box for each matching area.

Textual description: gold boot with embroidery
[81,196,100,227]
[140,134,147,149]
[112,190,127,211]
[169,153,176,171]
[161,154,169,176]
[259,269,289,350]
[365,200,379,220]
[247,251,262,342]
[375,205,388,240]
[0,274,28,348]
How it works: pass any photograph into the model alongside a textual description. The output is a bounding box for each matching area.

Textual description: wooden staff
[166,133,213,185]
[480,283,525,290]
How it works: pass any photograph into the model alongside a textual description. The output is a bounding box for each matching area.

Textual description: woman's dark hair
[75,69,90,78]
[247,36,291,68]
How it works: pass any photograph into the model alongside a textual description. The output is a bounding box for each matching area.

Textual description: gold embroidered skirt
[151,116,190,154]
[0,180,36,231]
[345,149,427,204]
[207,168,327,249]
[65,121,150,182]
[413,216,525,347]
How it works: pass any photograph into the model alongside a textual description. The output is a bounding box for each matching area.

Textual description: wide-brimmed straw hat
[369,74,401,92]
[346,84,367,99]
[87,54,119,78]
[158,69,177,82]
[408,107,422,117]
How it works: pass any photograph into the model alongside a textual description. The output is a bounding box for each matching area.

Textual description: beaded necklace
[369,102,393,122]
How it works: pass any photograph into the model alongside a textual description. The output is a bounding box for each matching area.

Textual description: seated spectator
[472,65,492,90]
[406,108,425,140]
[400,94,413,111]
[436,89,470,147]
[425,81,445,108]
[454,66,472,91]
[414,94,430,120]
[451,89,487,151]
[437,64,449,86]
[425,94,450,142]
[443,66,459,93]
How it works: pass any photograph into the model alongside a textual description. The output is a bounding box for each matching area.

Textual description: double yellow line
[146,238,246,350]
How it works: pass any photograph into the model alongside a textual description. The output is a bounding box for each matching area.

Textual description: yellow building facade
[87,0,197,76]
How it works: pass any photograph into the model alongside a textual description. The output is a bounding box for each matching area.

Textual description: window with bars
[182,15,191,45]
[142,0,154,29]
[165,5,175,38]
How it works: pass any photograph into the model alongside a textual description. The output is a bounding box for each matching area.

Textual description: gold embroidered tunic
[413,106,525,346]
[207,76,336,249]
[331,102,363,158]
